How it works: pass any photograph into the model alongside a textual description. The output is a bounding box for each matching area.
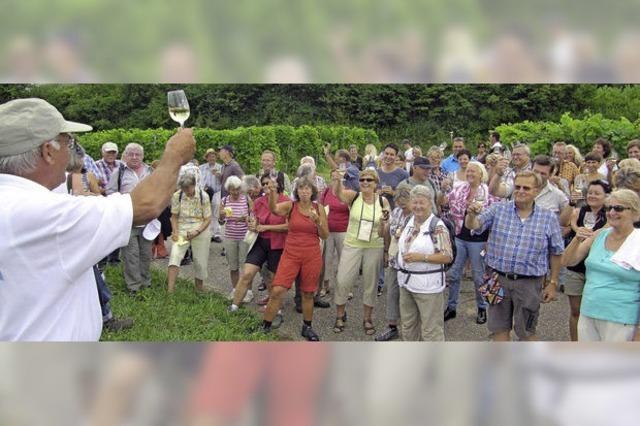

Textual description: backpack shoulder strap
[117,163,126,192]
[349,191,361,208]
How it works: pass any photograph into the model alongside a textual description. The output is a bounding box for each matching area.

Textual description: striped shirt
[475,201,564,277]
[95,159,121,188]
[222,194,249,240]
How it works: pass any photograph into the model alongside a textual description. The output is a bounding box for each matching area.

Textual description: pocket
[523,307,539,333]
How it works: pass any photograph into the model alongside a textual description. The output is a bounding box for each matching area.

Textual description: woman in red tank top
[262,176,329,341]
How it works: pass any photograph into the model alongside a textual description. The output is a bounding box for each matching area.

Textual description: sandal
[363,320,376,336]
[333,314,347,333]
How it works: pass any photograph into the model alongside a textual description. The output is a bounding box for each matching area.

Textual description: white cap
[142,219,161,241]
[101,142,119,153]
[0,98,92,156]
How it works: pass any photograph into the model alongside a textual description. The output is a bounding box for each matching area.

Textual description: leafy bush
[495,113,640,156]
[77,125,378,175]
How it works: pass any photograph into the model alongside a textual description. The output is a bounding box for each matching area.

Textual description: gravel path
[153,239,571,342]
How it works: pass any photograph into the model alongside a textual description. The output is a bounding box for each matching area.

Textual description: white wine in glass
[167,90,190,127]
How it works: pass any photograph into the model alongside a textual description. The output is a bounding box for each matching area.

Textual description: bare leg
[232,264,261,306]
[264,286,286,322]
[195,278,204,292]
[167,265,179,293]
[363,304,374,324]
[302,292,315,322]
[568,295,582,342]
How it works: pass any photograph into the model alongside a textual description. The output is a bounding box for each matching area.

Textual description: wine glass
[583,212,597,230]
[167,90,190,127]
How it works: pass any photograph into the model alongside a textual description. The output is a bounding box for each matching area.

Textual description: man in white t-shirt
[0,98,195,341]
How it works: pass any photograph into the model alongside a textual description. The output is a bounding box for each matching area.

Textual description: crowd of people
[1,97,639,342]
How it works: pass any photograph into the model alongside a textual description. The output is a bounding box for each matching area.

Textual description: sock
[303,320,312,327]
[229,304,239,312]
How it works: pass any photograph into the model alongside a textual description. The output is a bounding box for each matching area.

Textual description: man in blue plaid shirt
[465,170,564,341]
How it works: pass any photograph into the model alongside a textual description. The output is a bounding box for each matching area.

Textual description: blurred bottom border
[0,342,638,426]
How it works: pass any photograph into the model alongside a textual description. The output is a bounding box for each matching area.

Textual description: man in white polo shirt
[0,98,195,341]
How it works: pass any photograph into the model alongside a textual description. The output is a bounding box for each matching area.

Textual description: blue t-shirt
[377,167,409,209]
[441,155,459,173]
[582,229,640,325]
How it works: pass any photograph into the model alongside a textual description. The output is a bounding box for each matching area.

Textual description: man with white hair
[106,143,154,296]
[0,98,195,341]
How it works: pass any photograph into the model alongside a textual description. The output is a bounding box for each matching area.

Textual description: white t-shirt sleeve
[53,193,133,279]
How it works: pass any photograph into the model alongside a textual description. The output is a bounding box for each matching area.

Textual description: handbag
[478,270,504,305]
[243,230,259,252]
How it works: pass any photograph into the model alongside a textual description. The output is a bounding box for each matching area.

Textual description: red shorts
[272,246,322,293]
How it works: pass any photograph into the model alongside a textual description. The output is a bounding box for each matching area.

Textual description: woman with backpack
[332,168,391,337]
[396,185,453,341]
[167,173,212,293]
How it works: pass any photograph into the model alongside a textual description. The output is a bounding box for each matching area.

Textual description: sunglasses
[604,205,631,213]
[261,182,270,186]
[359,178,376,183]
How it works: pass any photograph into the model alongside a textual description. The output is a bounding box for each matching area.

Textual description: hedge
[77,125,379,175]
[495,113,640,157]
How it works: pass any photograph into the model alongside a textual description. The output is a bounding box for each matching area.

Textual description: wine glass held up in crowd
[167,90,190,127]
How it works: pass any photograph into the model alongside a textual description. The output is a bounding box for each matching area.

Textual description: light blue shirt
[582,229,640,325]
[441,155,459,173]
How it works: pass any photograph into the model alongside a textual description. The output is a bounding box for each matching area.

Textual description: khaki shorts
[223,239,249,271]
[563,270,585,296]
[487,275,544,340]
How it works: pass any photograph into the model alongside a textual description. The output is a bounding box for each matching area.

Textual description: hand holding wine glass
[168,90,190,127]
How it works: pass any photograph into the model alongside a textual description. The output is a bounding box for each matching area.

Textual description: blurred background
[1,0,640,83]
[1,343,639,426]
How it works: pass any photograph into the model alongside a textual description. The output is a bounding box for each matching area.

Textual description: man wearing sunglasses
[465,170,564,341]
[0,98,195,341]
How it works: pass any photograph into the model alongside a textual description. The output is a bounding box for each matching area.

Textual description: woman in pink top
[230,173,289,312]
[220,176,250,297]
[319,183,350,296]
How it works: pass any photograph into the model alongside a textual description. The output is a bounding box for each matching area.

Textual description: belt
[494,270,542,280]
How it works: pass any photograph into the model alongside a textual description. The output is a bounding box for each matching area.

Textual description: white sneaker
[228,288,236,301]
[243,290,254,304]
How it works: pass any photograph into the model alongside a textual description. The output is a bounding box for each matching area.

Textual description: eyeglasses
[261,182,270,186]
[604,205,632,213]
[359,178,376,183]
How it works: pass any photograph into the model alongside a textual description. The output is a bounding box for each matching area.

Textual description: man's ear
[40,142,56,165]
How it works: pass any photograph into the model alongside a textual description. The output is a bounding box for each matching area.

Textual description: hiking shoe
[103,317,134,332]
[444,307,457,322]
[258,281,268,291]
[301,324,320,341]
[243,290,254,304]
[271,313,284,329]
[375,327,399,342]
[377,285,384,297]
[476,308,487,325]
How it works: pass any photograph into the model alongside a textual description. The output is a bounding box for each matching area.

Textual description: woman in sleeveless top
[261,176,329,341]
[66,143,101,196]
[563,179,609,341]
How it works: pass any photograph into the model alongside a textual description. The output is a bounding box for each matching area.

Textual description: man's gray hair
[410,184,433,201]
[0,140,59,176]
[123,143,144,156]
[513,143,531,156]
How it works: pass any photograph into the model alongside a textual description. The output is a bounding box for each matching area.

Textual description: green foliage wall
[77,125,378,175]
[495,113,640,157]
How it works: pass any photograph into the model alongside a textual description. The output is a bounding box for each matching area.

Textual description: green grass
[100,265,278,341]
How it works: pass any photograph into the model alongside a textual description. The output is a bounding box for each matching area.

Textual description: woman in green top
[332,168,390,336]
[563,189,640,341]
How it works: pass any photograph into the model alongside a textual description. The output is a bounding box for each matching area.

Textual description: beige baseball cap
[101,141,119,153]
[0,98,92,156]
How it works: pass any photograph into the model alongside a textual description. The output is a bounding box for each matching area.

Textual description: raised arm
[267,181,293,217]
[129,129,195,226]
[330,169,357,205]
